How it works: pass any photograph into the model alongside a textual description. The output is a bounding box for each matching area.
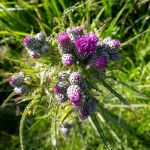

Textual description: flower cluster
[54,70,96,120]
[57,27,121,79]
[8,72,28,94]
[23,33,49,59]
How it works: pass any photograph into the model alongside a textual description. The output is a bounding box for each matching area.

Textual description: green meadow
[0,0,150,150]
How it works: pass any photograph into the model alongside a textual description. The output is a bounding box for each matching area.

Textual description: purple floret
[62,54,74,66]
[95,56,107,68]
[53,85,61,94]
[8,77,15,85]
[23,36,31,45]
[67,85,82,103]
[75,34,98,58]
[58,32,70,46]
[68,92,81,103]
[112,40,120,49]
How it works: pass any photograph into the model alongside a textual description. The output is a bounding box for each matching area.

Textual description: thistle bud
[14,84,27,95]
[35,32,46,42]
[62,54,74,66]
[95,56,107,68]
[67,85,82,103]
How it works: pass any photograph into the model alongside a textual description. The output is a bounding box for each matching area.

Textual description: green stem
[90,114,112,150]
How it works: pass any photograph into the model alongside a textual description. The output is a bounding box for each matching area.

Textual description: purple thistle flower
[67,85,82,103]
[75,34,98,58]
[69,72,82,85]
[8,75,24,87]
[8,77,15,85]
[95,56,107,68]
[112,40,120,49]
[23,36,41,53]
[14,84,27,95]
[58,32,71,46]
[23,36,31,45]
[53,85,61,94]
[62,54,74,66]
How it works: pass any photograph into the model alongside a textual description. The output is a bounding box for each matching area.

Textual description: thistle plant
[5,6,148,150]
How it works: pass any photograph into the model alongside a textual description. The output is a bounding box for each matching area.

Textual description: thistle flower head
[75,34,98,58]
[23,36,41,53]
[95,56,107,68]
[73,101,81,110]
[23,36,32,45]
[102,37,120,49]
[58,32,71,46]
[67,85,82,103]
[112,40,120,49]
[69,72,82,85]
[8,77,15,85]
[8,75,24,87]
[14,84,26,95]
[62,54,74,66]
[53,85,61,94]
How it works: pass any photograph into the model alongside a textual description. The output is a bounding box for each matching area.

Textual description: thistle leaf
[20,97,40,150]
[50,104,59,148]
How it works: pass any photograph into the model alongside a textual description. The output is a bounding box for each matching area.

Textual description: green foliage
[0,0,150,150]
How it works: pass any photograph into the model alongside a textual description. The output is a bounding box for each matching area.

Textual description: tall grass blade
[1,91,16,106]
[101,80,130,105]
[97,103,134,133]
[90,114,112,150]
[110,77,146,97]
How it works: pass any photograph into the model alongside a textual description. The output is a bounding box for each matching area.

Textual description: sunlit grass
[0,0,150,150]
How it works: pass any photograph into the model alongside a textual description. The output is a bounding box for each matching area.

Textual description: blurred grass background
[0,0,150,150]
